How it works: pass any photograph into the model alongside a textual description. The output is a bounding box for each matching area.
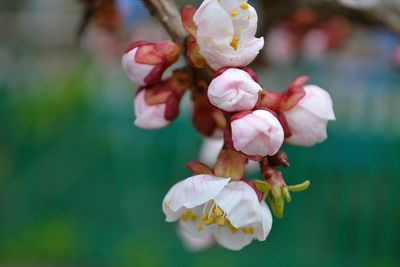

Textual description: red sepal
[181,6,197,37]
[187,161,214,175]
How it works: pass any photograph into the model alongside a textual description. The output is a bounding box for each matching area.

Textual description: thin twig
[141,0,188,44]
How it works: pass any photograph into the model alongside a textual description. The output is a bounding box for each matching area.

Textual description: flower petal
[163,175,230,221]
[177,223,215,251]
[214,181,261,228]
[213,225,254,250]
[254,201,273,241]
[179,205,214,239]
[134,90,170,129]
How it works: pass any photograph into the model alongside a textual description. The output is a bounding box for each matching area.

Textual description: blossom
[208,68,262,112]
[193,0,264,70]
[284,85,335,146]
[122,40,181,86]
[228,110,285,158]
[162,174,273,250]
[134,90,170,129]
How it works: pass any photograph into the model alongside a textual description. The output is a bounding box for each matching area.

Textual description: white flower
[230,110,285,157]
[163,175,273,250]
[134,90,170,129]
[284,85,336,146]
[208,68,262,112]
[193,0,264,70]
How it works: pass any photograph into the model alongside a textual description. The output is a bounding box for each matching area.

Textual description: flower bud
[134,71,188,129]
[284,85,335,146]
[227,110,285,158]
[208,68,262,112]
[134,90,170,129]
[193,0,264,70]
[122,40,181,86]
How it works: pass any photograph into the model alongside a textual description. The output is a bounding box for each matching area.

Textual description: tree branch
[141,0,188,44]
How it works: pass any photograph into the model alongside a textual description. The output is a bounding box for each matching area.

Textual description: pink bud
[208,68,262,112]
[122,41,181,86]
[284,85,335,146]
[229,110,285,157]
[134,90,170,129]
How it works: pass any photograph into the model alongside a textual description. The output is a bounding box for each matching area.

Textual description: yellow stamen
[217,216,226,226]
[197,223,204,232]
[231,10,238,17]
[228,222,239,233]
[240,2,249,9]
[191,214,197,221]
[213,207,223,217]
[181,210,193,222]
[203,215,215,225]
[242,227,255,234]
[230,37,239,50]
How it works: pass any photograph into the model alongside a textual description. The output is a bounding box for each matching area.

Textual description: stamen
[240,2,249,9]
[203,215,215,225]
[231,10,238,17]
[230,37,239,50]
[228,222,239,233]
[217,216,226,226]
[181,210,193,222]
[213,206,223,217]
[197,223,204,232]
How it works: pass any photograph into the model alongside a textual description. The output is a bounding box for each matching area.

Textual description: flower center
[230,37,240,50]
[180,201,255,235]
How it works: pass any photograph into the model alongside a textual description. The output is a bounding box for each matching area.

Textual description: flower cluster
[122,0,335,251]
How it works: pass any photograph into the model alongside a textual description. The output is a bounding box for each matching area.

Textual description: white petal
[214,181,261,228]
[134,91,170,129]
[177,224,215,251]
[213,225,254,250]
[231,110,284,156]
[254,201,273,241]
[208,68,261,112]
[162,175,230,222]
[199,138,224,167]
[122,48,153,86]
[299,85,336,120]
[179,205,213,239]
[285,106,329,146]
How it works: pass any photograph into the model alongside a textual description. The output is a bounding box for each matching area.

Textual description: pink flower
[208,68,262,112]
[193,0,264,70]
[122,40,181,86]
[228,110,285,158]
[134,90,170,129]
[284,85,335,146]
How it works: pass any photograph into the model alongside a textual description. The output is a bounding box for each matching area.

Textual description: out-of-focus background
[0,0,399,266]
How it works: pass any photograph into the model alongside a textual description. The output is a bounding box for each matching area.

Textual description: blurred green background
[0,0,400,266]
